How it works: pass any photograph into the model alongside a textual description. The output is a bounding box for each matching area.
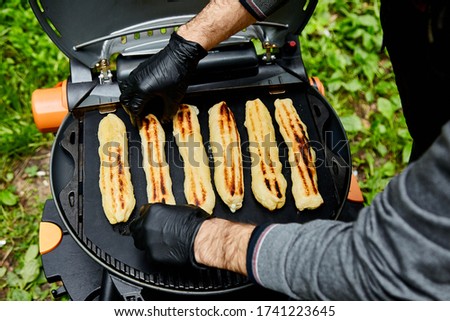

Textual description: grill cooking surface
[51,83,350,293]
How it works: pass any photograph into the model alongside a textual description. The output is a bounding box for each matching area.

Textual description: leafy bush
[0,0,68,166]
[302,0,411,203]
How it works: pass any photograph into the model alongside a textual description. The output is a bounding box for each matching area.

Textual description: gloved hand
[119,32,207,122]
[130,203,211,268]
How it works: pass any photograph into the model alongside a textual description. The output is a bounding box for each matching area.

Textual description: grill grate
[50,83,350,294]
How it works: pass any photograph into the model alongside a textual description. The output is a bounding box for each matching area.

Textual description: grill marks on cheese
[276,101,317,194]
[245,99,287,211]
[98,114,135,224]
[274,98,323,210]
[109,147,125,211]
[209,101,244,213]
[173,104,215,214]
[139,114,175,205]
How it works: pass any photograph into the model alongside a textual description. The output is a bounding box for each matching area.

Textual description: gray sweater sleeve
[247,121,450,300]
[239,0,288,20]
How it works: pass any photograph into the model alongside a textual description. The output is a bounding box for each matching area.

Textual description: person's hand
[130,203,211,268]
[119,32,207,122]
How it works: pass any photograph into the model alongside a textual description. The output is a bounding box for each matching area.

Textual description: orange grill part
[32,79,68,133]
[39,221,63,255]
[309,76,325,96]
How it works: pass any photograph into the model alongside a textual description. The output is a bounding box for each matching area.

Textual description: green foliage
[24,165,39,178]
[1,0,68,301]
[0,187,19,206]
[0,202,56,300]
[0,0,68,175]
[6,245,42,300]
[302,0,411,204]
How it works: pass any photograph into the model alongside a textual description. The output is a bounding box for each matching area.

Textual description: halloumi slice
[245,99,287,211]
[274,98,324,210]
[98,113,136,224]
[209,101,244,213]
[173,104,216,214]
[139,114,176,205]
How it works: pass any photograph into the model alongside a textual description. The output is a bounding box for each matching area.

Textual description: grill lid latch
[96,59,113,84]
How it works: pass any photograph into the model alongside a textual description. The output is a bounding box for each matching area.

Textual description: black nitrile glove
[130,203,211,268]
[119,32,207,122]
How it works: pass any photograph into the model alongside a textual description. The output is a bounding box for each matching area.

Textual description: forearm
[177,0,256,50]
[194,218,255,274]
[248,121,450,300]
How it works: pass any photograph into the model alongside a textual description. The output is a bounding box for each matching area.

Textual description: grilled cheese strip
[98,113,136,224]
[274,98,324,210]
[209,101,244,213]
[245,99,287,211]
[140,114,176,205]
[173,104,215,214]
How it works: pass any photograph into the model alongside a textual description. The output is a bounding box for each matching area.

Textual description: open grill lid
[29,0,317,68]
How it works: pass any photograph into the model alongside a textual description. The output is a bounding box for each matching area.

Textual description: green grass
[0,0,410,300]
[0,0,68,300]
[0,0,68,166]
[0,204,51,300]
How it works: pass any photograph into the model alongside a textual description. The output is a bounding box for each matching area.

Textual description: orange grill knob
[31,79,68,133]
[39,222,63,255]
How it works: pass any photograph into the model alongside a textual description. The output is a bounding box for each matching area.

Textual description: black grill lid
[29,0,317,68]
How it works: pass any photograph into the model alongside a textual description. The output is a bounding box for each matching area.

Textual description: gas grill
[31,0,353,301]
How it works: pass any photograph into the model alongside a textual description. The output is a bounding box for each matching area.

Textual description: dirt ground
[13,145,53,206]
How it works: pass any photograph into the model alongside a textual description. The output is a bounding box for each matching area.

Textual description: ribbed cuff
[239,0,289,21]
[239,0,266,20]
[246,223,274,283]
